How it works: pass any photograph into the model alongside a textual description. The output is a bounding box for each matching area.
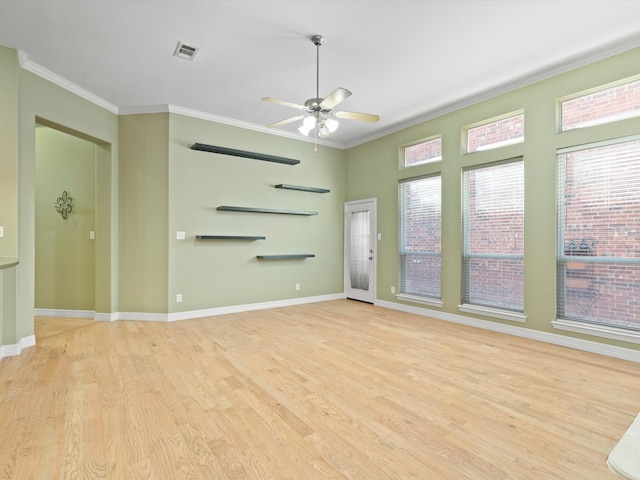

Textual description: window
[462,160,524,315]
[401,136,442,168]
[465,111,524,153]
[559,76,640,131]
[557,137,640,333]
[399,175,441,302]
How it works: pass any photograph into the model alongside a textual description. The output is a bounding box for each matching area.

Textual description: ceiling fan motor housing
[304,97,329,113]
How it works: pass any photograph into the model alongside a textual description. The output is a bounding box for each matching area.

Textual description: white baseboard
[167,293,345,322]
[35,308,95,319]
[375,299,640,363]
[36,294,347,323]
[0,334,35,360]
[97,293,347,322]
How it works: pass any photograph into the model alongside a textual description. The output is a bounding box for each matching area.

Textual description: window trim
[399,135,442,169]
[552,319,640,345]
[462,109,525,154]
[397,293,443,308]
[458,303,527,323]
[556,73,640,133]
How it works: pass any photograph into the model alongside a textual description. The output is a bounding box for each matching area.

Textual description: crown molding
[18,31,640,152]
[344,32,640,149]
[18,51,119,114]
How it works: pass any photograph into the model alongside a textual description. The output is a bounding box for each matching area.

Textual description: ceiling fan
[262,35,380,140]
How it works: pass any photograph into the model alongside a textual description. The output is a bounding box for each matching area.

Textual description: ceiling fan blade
[267,115,304,128]
[262,97,307,111]
[319,87,352,110]
[334,110,380,123]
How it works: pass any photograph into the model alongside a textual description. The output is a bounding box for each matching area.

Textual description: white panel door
[344,199,376,303]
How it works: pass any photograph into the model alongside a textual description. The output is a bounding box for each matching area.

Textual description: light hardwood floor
[2,300,639,479]
[35,317,95,340]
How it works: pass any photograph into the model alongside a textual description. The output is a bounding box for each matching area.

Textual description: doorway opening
[34,120,111,339]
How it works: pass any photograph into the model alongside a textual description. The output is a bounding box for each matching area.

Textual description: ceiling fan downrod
[312,35,323,101]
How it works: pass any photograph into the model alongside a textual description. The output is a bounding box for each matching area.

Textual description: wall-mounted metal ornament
[54,191,73,219]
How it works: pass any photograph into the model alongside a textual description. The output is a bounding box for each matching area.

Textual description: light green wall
[346,47,640,350]
[18,67,117,341]
[117,112,346,314]
[3,40,640,354]
[0,47,18,257]
[118,113,169,313]
[168,114,346,312]
[35,126,96,311]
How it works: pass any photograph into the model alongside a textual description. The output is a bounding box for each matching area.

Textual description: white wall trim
[18,51,119,114]
[96,293,347,323]
[167,293,345,322]
[552,319,640,345]
[344,31,640,149]
[35,308,96,319]
[0,335,36,360]
[104,104,343,149]
[458,303,527,323]
[396,293,443,308]
[18,32,640,151]
[375,299,640,364]
[95,312,118,322]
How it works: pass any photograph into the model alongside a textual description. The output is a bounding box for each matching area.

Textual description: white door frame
[344,198,377,303]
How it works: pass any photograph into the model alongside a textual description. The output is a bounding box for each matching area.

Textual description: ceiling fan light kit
[263,34,379,145]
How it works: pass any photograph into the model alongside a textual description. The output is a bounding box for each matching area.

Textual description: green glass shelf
[257,254,315,260]
[217,206,318,216]
[191,143,300,165]
[275,184,330,193]
[196,235,265,240]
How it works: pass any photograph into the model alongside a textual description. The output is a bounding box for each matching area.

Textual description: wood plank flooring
[2,300,639,479]
[35,317,95,340]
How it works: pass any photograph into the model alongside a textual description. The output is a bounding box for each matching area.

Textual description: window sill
[396,293,443,308]
[552,319,640,345]
[458,304,527,323]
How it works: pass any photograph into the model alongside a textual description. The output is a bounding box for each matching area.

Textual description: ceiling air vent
[174,41,199,60]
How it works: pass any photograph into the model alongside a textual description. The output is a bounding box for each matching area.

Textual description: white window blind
[557,137,640,331]
[463,160,524,311]
[399,175,441,299]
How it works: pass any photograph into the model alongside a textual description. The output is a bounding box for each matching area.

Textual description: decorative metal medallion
[54,191,73,219]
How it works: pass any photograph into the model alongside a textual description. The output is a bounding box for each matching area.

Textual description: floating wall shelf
[196,235,266,240]
[217,206,318,216]
[275,184,330,193]
[257,254,315,260]
[191,143,300,166]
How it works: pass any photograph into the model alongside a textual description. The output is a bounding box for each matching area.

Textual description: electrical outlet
[89,231,96,240]
[176,231,186,240]
[295,283,300,291]
[176,293,183,303]
[0,226,4,238]
[391,286,396,294]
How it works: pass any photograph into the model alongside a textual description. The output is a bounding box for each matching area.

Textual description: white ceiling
[2,1,640,148]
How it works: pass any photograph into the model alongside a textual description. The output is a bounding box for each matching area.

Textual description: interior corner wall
[167,114,346,313]
[18,65,117,341]
[118,113,169,313]
[345,46,640,351]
